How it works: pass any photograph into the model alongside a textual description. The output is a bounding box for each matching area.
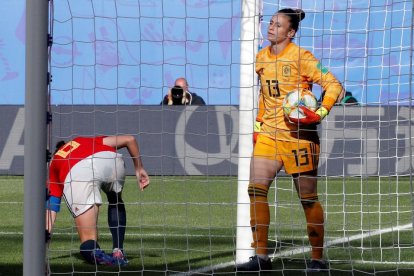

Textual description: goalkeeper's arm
[253,91,265,144]
[294,51,344,125]
[316,86,345,121]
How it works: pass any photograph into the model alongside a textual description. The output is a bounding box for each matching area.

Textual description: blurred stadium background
[0,0,413,275]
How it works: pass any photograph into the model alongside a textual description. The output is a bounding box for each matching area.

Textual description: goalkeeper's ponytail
[277,8,305,32]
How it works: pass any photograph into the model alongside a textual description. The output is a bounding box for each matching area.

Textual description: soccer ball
[282,89,318,122]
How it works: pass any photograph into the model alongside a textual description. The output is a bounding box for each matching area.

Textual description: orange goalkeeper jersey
[255,42,343,142]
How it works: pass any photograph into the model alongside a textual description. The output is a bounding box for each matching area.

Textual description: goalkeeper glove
[253,120,263,144]
[290,106,329,125]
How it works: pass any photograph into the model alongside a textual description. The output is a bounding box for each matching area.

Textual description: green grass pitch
[0,175,413,275]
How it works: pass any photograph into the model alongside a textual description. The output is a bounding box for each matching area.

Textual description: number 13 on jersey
[264,79,280,97]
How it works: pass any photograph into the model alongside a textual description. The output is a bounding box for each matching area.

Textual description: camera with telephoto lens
[171,86,184,105]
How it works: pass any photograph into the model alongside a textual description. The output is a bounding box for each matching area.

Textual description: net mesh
[44,0,414,274]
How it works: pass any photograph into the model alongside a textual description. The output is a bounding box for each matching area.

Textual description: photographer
[160,78,206,105]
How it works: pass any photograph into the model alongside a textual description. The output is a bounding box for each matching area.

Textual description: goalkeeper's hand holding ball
[289,106,328,125]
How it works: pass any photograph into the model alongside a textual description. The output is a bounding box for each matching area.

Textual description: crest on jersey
[282,65,291,77]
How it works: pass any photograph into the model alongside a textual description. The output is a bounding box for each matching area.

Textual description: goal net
[44,0,414,274]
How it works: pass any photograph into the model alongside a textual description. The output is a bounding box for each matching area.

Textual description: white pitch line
[5,223,413,274]
[1,231,376,240]
[0,232,234,238]
[171,223,413,276]
[352,260,414,265]
[269,222,413,259]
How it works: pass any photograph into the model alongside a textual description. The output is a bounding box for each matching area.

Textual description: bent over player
[45,135,150,266]
[237,8,344,272]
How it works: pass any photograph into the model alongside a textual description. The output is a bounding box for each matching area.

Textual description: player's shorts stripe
[63,193,76,217]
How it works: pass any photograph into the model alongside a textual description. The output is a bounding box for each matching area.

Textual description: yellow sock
[248,183,269,256]
[301,193,324,260]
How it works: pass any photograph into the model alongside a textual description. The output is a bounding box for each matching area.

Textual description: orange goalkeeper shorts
[253,134,320,175]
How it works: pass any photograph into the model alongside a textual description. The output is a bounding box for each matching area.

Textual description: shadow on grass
[45,250,235,275]
[3,263,414,276]
[0,264,22,276]
[8,235,414,275]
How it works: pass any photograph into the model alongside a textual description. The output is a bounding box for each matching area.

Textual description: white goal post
[236,0,261,264]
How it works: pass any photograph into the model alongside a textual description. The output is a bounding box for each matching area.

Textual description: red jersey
[48,136,115,198]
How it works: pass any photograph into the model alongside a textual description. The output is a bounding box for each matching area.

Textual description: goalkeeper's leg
[236,153,283,271]
[249,156,282,259]
[293,171,325,261]
[248,182,270,257]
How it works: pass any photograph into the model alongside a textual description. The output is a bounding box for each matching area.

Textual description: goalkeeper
[45,135,150,266]
[238,8,344,272]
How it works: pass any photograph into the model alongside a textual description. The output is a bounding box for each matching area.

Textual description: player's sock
[107,192,126,250]
[300,193,324,260]
[80,240,100,264]
[248,183,270,256]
